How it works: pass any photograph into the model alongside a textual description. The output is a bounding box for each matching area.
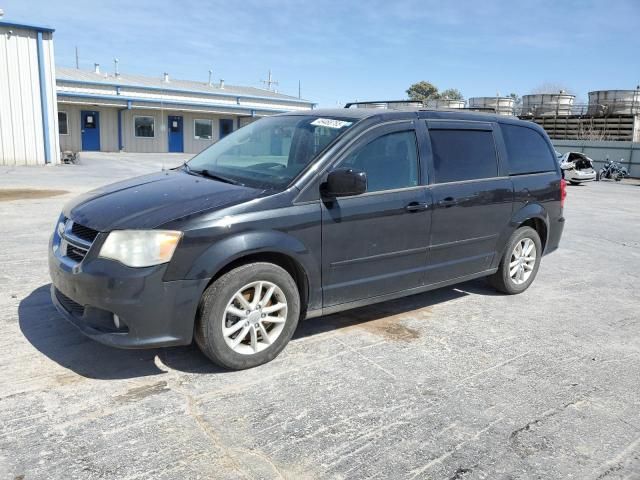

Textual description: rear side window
[501,124,556,175]
[429,129,498,183]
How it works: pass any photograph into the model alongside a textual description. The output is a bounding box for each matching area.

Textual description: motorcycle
[598,159,629,182]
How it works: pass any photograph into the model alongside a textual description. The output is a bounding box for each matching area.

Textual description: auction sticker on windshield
[310,118,353,129]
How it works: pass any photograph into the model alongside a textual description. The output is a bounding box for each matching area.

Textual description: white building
[0,20,59,165]
[0,19,315,165]
[56,67,315,155]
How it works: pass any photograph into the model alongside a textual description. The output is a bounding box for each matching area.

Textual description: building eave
[0,20,55,33]
[56,78,314,107]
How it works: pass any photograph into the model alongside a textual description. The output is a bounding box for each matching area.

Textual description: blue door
[81,111,100,151]
[219,119,234,139]
[168,115,184,152]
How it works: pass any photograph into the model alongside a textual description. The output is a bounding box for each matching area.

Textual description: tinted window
[341,130,419,192]
[502,124,556,175]
[430,129,498,183]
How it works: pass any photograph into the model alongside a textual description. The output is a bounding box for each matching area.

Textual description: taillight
[560,178,567,208]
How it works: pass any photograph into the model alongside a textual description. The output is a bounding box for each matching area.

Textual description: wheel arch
[184,230,318,315]
[496,203,550,264]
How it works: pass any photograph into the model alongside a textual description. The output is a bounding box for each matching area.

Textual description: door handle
[438,197,457,207]
[405,202,429,212]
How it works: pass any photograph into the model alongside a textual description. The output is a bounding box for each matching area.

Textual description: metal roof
[0,20,55,33]
[56,67,313,105]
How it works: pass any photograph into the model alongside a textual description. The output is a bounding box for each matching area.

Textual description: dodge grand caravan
[50,108,565,370]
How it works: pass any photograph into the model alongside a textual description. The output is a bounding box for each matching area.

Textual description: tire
[569,181,581,185]
[195,262,300,370]
[489,226,542,295]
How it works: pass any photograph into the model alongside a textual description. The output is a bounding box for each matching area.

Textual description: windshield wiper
[191,168,244,186]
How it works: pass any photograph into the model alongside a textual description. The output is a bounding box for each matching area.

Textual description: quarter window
[58,111,68,135]
[341,130,419,192]
[194,119,213,140]
[134,116,155,138]
[501,124,556,175]
[429,129,498,183]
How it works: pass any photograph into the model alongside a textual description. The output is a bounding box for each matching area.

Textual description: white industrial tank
[468,97,514,116]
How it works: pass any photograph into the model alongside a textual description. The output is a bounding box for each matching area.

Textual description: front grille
[71,222,99,242]
[58,220,99,263]
[55,289,85,316]
[66,246,86,262]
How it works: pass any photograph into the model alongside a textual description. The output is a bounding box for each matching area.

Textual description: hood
[63,170,263,231]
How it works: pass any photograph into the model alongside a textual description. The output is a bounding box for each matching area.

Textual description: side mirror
[323,168,367,197]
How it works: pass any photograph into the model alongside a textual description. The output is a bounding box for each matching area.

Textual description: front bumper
[49,240,207,349]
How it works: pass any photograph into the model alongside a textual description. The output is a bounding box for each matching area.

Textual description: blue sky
[3,0,640,107]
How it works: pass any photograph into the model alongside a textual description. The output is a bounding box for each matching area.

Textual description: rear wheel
[195,262,300,370]
[489,226,542,294]
[569,181,581,185]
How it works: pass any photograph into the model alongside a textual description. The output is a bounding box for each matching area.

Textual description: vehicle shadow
[20,279,498,380]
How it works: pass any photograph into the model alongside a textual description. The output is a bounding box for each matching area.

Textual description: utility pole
[75,46,79,69]
[261,69,279,91]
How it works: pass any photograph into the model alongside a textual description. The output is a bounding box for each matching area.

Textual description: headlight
[99,230,182,267]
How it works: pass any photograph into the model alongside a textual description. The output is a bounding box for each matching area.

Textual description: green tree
[406,81,438,101]
[508,92,521,106]
[435,88,464,100]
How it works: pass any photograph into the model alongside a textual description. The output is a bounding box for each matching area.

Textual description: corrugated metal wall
[0,26,58,165]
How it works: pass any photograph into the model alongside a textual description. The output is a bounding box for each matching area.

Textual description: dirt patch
[0,189,69,201]
[115,381,169,403]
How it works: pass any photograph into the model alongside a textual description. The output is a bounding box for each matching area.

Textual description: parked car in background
[557,151,597,184]
[50,108,566,370]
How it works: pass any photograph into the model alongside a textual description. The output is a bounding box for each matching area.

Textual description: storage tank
[588,90,640,115]
[468,96,514,115]
[425,98,465,110]
[521,93,575,116]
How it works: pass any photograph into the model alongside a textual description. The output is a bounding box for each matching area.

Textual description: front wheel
[195,262,300,370]
[489,226,542,295]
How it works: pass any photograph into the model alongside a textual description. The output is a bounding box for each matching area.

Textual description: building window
[194,119,213,140]
[58,111,68,135]
[134,116,155,138]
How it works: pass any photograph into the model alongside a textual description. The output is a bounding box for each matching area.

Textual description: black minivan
[50,107,565,369]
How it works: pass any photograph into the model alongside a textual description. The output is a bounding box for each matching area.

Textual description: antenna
[75,46,79,69]
[298,80,301,99]
[261,69,279,91]
[114,58,119,77]
[208,69,213,86]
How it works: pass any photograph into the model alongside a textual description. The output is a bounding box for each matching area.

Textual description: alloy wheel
[509,238,536,285]
[222,281,288,355]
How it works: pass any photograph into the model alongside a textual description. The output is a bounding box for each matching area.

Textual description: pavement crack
[171,383,251,479]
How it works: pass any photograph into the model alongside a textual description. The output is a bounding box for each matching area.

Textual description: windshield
[186,115,357,189]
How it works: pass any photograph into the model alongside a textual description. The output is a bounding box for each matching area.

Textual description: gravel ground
[1,154,639,480]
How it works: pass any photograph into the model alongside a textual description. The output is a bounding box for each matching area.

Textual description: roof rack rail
[343,101,508,115]
[344,100,425,109]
